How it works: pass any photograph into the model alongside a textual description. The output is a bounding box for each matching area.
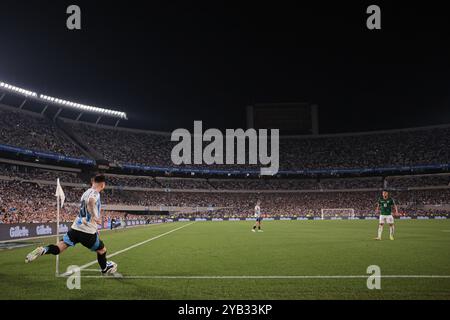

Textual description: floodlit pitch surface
[1,220,450,299]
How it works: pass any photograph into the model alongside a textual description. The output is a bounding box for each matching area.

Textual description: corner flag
[55,178,65,276]
[55,178,65,208]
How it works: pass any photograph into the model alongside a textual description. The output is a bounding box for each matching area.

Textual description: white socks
[378,224,394,239]
[378,225,383,238]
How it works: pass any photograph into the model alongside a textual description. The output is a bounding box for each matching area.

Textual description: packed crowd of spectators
[209,179,320,190]
[0,108,85,158]
[67,122,170,166]
[101,188,450,218]
[0,163,83,184]
[0,181,76,223]
[105,175,161,189]
[157,178,214,190]
[401,209,449,218]
[386,175,450,189]
[0,164,390,191]
[279,127,450,170]
[1,108,450,224]
[66,120,450,170]
[319,177,383,190]
[1,177,449,223]
[2,107,450,171]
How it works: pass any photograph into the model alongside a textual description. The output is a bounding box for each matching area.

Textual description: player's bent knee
[97,247,106,255]
[93,238,105,252]
[57,242,68,252]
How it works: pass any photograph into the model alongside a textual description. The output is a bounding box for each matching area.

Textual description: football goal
[320,208,355,220]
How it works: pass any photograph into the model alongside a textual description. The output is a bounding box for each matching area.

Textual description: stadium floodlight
[39,94,127,119]
[0,81,38,98]
[1,79,127,120]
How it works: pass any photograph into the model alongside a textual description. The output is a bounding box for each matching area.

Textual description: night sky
[0,1,449,133]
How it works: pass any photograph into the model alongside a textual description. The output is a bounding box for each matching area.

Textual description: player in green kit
[374,190,398,240]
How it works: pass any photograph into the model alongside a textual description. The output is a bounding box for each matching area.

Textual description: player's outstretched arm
[393,201,399,216]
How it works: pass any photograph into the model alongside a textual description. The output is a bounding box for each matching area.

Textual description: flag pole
[55,179,60,277]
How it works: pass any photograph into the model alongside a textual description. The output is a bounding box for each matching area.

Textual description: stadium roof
[0,80,127,120]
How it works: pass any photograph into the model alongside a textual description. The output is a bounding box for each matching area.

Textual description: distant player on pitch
[25,174,117,274]
[252,200,263,232]
[374,190,398,240]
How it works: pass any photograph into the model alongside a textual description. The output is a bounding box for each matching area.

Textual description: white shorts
[379,215,394,224]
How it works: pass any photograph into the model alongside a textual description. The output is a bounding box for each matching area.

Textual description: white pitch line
[60,222,195,277]
[62,275,450,279]
[81,269,101,272]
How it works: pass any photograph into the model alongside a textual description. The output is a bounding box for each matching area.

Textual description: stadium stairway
[207,179,218,189]
[53,117,104,161]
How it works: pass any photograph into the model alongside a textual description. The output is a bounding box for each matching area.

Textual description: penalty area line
[59,222,196,277]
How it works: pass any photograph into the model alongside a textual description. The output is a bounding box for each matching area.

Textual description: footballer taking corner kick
[25,174,117,274]
[375,190,398,241]
[252,200,263,232]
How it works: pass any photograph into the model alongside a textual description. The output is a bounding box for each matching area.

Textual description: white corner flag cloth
[55,178,65,208]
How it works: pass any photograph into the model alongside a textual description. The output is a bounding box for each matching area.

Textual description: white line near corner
[60,222,195,277]
[64,274,450,279]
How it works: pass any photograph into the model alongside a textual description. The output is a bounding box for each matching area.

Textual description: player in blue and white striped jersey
[252,200,263,232]
[25,175,117,274]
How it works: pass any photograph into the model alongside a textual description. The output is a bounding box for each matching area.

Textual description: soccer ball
[105,261,118,274]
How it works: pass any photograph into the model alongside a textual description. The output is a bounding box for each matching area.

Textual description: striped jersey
[255,205,261,218]
[71,188,101,234]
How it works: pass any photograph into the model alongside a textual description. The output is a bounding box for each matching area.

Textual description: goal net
[320,208,355,220]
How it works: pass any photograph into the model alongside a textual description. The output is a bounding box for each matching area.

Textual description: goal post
[320,208,355,220]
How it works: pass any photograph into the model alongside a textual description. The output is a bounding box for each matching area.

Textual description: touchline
[171,121,279,175]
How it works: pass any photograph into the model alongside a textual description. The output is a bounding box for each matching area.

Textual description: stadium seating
[1,166,449,223]
[1,106,449,223]
[0,108,85,158]
[1,106,450,171]
[386,175,450,188]
[66,120,450,170]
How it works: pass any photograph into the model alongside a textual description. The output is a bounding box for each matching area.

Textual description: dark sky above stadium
[0,1,450,133]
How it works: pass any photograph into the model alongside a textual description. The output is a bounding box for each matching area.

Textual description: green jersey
[378,197,395,215]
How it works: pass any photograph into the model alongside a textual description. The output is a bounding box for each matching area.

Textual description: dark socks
[258,226,261,230]
[97,252,107,270]
[253,225,256,229]
[44,244,60,255]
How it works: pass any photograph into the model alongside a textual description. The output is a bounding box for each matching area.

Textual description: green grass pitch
[1,220,450,299]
